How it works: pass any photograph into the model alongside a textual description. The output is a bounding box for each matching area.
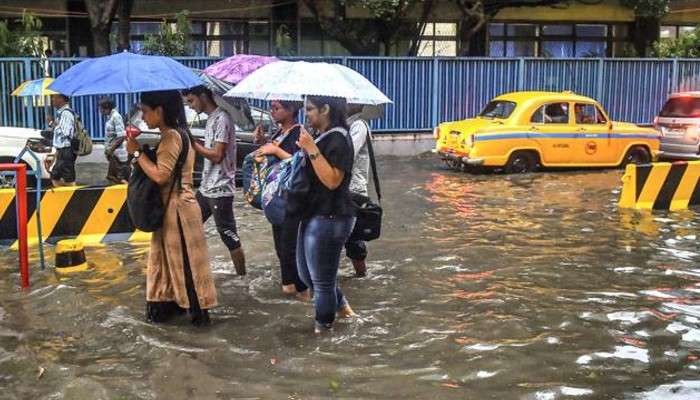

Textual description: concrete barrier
[0,184,150,246]
[619,161,700,210]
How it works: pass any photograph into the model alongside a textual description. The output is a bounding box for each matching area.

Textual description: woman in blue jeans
[296,95,356,333]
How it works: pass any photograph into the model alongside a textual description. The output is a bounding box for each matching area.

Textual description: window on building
[416,22,457,57]
[660,25,696,39]
[489,23,538,57]
[489,22,627,58]
[116,20,256,57]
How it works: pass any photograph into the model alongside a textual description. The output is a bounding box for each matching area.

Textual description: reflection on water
[0,156,699,399]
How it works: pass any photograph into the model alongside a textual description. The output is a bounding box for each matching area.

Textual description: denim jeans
[297,215,355,327]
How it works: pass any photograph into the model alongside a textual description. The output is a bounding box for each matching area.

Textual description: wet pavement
[0,156,699,399]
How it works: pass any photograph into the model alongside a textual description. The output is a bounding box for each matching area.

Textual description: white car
[655,92,700,160]
[0,127,55,185]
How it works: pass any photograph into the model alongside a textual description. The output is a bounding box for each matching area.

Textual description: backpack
[61,108,93,156]
[127,129,189,232]
[261,127,348,225]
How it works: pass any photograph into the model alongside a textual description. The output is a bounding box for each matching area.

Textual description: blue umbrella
[49,51,202,96]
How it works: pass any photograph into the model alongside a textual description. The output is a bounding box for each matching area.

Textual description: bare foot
[296,289,311,302]
[282,284,296,295]
[337,304,357,319]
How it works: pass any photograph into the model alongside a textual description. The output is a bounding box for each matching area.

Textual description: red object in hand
[126,125,141,139]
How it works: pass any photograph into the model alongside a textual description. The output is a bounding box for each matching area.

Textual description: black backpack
[127,129,189,233]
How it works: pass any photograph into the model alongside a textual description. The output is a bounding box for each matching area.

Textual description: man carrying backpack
[48,94,78,187]
[184,85,246,276]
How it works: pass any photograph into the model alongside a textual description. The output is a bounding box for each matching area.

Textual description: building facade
[1,0,699,58]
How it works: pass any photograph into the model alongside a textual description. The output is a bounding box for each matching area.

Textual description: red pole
[15,164,29,289]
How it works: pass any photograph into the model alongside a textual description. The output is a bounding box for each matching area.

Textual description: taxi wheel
[622,146,651,167]
[444,159,462,171]
[505,151,538,174]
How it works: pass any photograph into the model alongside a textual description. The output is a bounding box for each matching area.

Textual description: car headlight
[26,138,52,153]
[462,134,474,147]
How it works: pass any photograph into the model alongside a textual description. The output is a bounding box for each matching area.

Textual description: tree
[0,11,44,57]
[117,0,135,51]
[302,0,436,56]
[141,11,192,56]
[621,0,670,56]
[651,26,700,57]
[84,0,121,56]
[455,1,569,56]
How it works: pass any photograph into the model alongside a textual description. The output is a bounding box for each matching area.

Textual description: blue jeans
[297,215,355,328]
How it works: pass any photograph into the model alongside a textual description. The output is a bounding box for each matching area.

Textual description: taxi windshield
[479,101,516,119]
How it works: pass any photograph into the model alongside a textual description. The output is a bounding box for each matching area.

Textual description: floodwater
[0,156,699,399]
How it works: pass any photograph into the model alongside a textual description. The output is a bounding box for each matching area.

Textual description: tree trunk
[458,19,487,56]
[117,0,134,51]
[84,0,120,56]
[632,16,660,57]
[92,25,112,56]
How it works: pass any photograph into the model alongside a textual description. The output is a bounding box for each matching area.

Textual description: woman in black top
[295,95,356,333]
[254,100,309,299]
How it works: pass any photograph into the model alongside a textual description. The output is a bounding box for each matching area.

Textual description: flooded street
[1,156,699,399]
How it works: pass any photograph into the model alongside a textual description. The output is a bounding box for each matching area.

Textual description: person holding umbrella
[126,90,218,326]
[50,52,219,326]
[296,96,357,333]
[183,85,246,276]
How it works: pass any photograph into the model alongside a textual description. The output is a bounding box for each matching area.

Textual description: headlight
[26,138,52,153]
[462,134,474,147]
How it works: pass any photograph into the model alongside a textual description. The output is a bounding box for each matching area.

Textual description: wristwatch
[131,150,141,163]
[309,151,320,160]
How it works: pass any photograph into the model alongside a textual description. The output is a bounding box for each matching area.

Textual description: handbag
[262,151,310,225]
[242,153,276,210]
[127,129,189,232]
[349,122,383,242]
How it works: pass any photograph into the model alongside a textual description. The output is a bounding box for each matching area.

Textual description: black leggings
[272,218,307,292]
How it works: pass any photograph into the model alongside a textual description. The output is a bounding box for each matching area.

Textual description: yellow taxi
[434,91,660,173]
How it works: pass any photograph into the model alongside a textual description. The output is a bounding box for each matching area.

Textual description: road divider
[619,161,700,210]
[0,184,150,246]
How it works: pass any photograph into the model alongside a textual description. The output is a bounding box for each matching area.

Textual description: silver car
[656,92,700,160]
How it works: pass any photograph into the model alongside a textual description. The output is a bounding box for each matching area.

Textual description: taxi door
[528,102,574,165]
[572,103,614,165]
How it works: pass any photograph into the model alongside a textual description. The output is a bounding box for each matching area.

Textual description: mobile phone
[126,125,141,139]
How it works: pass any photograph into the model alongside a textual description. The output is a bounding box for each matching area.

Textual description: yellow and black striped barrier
[619,161,700,210]
[0,184,150,246]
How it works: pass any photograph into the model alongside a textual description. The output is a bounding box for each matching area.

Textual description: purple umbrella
[203,54,279,85]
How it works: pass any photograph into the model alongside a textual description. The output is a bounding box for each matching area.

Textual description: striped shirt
[53,104,75,149]
[104,109,127,161]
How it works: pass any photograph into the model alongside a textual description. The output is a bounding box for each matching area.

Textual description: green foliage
[0,11,44,57]
[274,24,295,56]
[141,10,192,56]
[620,0,670,18]
[651,26,700,57]
[355,0,408,19]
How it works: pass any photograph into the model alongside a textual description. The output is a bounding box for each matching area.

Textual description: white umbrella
[224,60,392,105]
